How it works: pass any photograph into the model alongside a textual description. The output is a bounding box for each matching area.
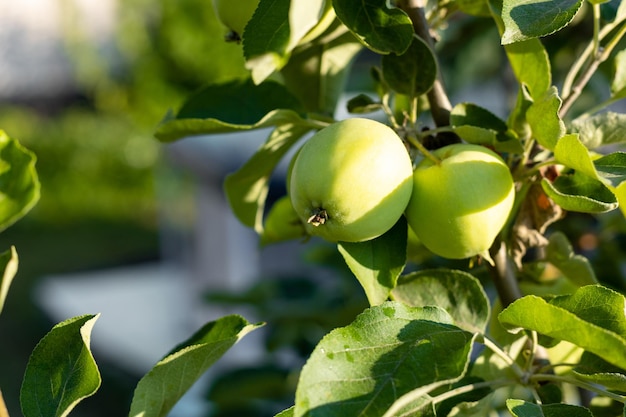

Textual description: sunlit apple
[289,118,413,242]
[405,143,515,261]
[212,0,259,39]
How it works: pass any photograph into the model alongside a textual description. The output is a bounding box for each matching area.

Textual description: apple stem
[406,133,441,165]
[307,209,328,226]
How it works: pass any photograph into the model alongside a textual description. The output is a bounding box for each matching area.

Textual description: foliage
[3,0,626,416]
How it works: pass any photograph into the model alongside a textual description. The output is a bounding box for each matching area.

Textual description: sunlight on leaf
[569,112,626,149]
[0,246,17,317]
[574,352,626,392]
[544,232,597,286]
[499,286,626,370]
[155,79,310,142]
[501,0,584,44]
[129,315,263,417]
[332,0,414,54]
[554,134,599,180]
[243,0,331,83]
[612,50,626,98]
[21,314,101,417]
[338,217,407,306]
[0,131,40,232]
[275,406,295,417]
[281,20,363,116]
[224,124,311,232]
[527,87,565,150]
[294,301,474,417]
[392,268,490,333]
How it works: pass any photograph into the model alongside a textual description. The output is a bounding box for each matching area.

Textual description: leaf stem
[481,335,526,380]
[531,373,626,404]
[405,132,442,164]
[592,3,601,59]
[524,331,537,370]
[429,378,514,405]
[383,377,515,416]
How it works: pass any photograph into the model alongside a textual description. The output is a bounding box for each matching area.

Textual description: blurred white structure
[0,0,117,100]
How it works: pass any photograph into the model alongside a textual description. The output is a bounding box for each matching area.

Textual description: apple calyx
[224,31,241,43]
[307,208,328,226]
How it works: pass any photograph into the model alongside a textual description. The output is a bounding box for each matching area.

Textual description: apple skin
[405,143,515,260]
[212,0,259,38]
[289,118,413,243]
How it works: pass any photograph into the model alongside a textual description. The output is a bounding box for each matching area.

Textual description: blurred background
[0,1,625,416]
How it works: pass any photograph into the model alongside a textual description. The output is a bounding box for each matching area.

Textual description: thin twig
[488,240,522,308]
[560,12,626,117]
[397,0,453,127]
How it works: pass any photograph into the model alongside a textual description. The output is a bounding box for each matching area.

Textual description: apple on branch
[405,143,515,263]
[289,118,414,243]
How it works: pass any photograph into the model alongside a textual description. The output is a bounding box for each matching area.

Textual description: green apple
[289,118,413,243]
[212,0,259,38]
[405,143,515,261]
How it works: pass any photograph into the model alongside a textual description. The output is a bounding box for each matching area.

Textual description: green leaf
[381,35,437,96]
[0,246,17,317]
[224,124,311,233]
[574,352,626,392]
[490,0,551,98]
[332,0,414,54]
[260,195,307,246]
[450,103,523,153]
[593,152,626,218]
[552,134,626,214]
[594,152,626,189]
[241,0,289,83]
[457,0,492,17]
[346,93,382,114]
[391,269,490,333]
[569,112,626,149]
[527,87,565,150]
[338,217,407,306]
[154,79,307,142]
[294,301,475,417]
[275,406,295,417]
[451,103,508,132]
[498,287,626,370]
[0,130,40,232]
[281,19,363,115]
[540,173,617,213]
[129,315,263,417]
[551,285,626,337]
[554,134,598,179]
[501,0,584,45]
[506,398,593,416]
[453,125,524,153]
[21,314,101,417]
[244,0,332,83]
[544,232,597,286]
